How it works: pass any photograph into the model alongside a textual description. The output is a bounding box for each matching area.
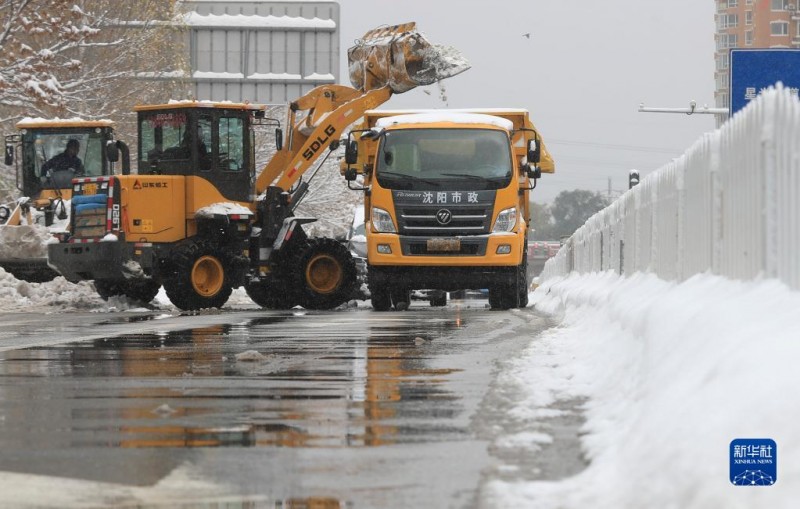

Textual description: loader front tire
[163,240,233,311]
[292,238,356,310]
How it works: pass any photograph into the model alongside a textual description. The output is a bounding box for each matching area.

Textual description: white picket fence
[541,86,800,291]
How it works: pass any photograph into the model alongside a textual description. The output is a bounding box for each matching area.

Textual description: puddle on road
[0,312,469,452]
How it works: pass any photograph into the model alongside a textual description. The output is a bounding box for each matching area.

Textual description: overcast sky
[337,0,717,203]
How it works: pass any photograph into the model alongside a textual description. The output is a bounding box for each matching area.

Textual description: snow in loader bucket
[347,22,470,93]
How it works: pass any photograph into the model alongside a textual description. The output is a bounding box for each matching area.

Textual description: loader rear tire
[163,240,233,311]
[124,280,160,304]
[94,279,125,300]
[292,238,357,310]
[244,280,297,310]
[95,279,159,304]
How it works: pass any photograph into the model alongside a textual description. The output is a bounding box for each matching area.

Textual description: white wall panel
[541,87,800,291]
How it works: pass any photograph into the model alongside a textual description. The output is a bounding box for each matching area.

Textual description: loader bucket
[348,22,470,93]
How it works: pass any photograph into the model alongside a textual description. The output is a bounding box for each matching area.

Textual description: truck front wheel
[163,240,234,310]
[489,261,528,310]
[370,286,391,311]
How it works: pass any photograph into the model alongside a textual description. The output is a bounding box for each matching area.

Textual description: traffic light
[629,169,640,189]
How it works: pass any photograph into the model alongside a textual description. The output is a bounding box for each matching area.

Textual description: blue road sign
[730,49,800,115]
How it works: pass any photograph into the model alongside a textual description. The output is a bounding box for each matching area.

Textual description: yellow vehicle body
[1,118,122,281]
[346,109,554,310]
[48,22,471,311]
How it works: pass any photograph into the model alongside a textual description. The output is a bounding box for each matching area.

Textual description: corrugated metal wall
[541,86,800,291]
[184,1,339,103]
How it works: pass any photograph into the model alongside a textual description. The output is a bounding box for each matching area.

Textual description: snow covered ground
[485,272,800,508]
[0,267,258,314]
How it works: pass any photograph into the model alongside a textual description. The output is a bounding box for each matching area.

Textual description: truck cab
[344,109,554,310]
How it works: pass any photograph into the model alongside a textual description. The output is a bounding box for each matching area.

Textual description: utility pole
[607,177,612,200]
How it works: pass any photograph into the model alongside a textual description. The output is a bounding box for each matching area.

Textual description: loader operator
[41,139,84,187]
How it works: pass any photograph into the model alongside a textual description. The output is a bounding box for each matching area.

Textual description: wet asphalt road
[0,300,557,508]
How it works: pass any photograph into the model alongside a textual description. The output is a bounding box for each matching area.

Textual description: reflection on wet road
[0,305,548,508]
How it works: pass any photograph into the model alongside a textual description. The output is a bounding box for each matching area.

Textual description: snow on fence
[541,86,800,291]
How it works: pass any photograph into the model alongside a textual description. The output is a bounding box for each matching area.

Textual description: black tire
[292,238,357,310]
[244,279,297,310]
[391,288,411,311]
[517,256,529,308]
[489,262,527,310]
[370,285,391,311]
[488,285,507,310]
[94,279,125,300]
[7,266,58,283]
[162,239,234,311]
[123,280,160,304]
[429,291,447,307]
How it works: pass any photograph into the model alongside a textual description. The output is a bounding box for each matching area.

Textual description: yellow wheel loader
[1,119,130,282]
[46,22,469,311]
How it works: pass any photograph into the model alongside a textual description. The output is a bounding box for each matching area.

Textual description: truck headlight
[492,207,517,232]
[372,207,397,233]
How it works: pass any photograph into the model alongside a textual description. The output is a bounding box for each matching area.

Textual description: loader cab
[10,120,116,199]
[135,103,262,203]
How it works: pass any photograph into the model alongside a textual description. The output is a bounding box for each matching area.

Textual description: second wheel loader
[47,22,469,310]
[1,119,129,282]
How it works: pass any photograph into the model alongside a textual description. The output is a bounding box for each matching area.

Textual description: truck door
[197,111,251,203]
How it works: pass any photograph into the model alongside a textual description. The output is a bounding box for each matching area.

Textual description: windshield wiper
[440,172,510,181]
[378,170,441,187]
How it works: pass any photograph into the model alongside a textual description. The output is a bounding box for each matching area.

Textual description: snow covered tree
[0,0,190,135]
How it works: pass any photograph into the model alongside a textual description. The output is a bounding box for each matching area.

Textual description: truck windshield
[375,128,512,191]
[24,130,106,189]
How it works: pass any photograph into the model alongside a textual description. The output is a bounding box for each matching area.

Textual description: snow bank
[485,272,800,508]
[0,267,257,313]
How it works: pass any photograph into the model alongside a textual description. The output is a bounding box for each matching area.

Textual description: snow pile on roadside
[486,272,800,508]
[0,267,257,313]
[0,266,131,312]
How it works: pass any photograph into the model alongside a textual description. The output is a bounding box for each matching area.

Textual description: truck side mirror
[106,141,120,163]
[345,139,358,165]
[4,145,13,166]
[525,163,541,180]
[527,138,541,165]
[275,128,283,151]
[629,169,640,189]
[344,167,358,182]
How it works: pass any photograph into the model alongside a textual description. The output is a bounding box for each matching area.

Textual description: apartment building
[715,0,800,113]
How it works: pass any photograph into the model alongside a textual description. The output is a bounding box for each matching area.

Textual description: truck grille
[396,205,493,236]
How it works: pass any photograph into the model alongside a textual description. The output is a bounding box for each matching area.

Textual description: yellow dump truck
[342,109,554,310]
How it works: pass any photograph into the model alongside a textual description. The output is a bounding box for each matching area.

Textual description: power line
[547,138,681,155]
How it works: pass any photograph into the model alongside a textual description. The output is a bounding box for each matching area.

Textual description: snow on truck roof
[374,112,515,131]
[16,118,115,129]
